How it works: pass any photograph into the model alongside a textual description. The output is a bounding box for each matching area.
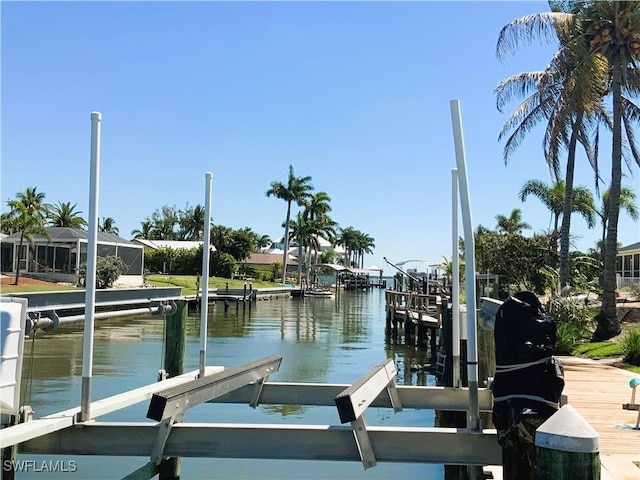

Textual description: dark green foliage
[547,296,593,354]
[79,256,126,289]
[211,251,237,278]
[144,246,202,275]
[622,330,640,366]
[474,229,557,295]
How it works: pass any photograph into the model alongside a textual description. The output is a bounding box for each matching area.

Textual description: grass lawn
[572,323,640,374]
[145,275,282,295]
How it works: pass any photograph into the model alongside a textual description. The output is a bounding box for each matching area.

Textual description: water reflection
[17,288,443,479]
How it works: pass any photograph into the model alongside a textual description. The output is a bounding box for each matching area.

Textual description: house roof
[132,239,216,251]
[619,241,640,253]
[1,227,140,247]
[244,252,297,265]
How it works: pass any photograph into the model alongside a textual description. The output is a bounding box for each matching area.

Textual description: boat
[305,288,334,298]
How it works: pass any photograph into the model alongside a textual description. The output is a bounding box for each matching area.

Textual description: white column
[199,172,213,377]
[80,111,102,422]
[449,99,479,433]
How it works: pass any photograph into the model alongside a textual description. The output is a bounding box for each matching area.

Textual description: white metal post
[449,100,480,433]
[199,172,213,377]
[451,168,461,388]
[80,111,102,422]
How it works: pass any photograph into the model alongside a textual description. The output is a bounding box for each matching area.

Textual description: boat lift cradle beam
[146,355,282,464]
[20,422,501,466]
[334,358,403,470]
[0,367,223,449]
[1,378,493,450]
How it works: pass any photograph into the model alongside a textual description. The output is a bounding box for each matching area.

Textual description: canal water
[18,286,443,479]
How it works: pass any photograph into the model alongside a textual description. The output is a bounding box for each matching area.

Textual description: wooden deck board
[560,356,639,479]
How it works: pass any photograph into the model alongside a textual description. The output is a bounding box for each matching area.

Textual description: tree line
[496,1,640,340]
[0,164,376,283]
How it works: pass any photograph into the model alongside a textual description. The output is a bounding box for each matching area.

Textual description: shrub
[546,295,592,354]
[622,330,640,366]
[78,256,126,289]
[211,251,236,278]
[630,284,640,301]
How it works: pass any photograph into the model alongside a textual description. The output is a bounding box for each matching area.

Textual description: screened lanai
[0,227,144,284]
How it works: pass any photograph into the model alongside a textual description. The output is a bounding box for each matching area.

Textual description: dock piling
[159,299,187,479]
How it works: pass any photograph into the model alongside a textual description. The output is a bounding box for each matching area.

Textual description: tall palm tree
[303,192,332,222]
[287,213,321,286]
[99,217,119,235]
[336,226,359,267]
[266,165,314,284]
[596,186,639,251]
[495,208,531,235]
[355,231,375,268]
[48,201,88,228]
[574,1,640,338]
[6,187,49,284]
[496,5,608,289]
[519,179,596,241]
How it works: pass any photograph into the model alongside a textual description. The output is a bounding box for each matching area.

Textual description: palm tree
[6,187,49,284]
[48,201,88,228]
[255,234,272,250]
[574,1,640,339]
[495,208,531,235]
[266,165,314,284]
[99,217,119,235]
[336,226,359,267]
[496,4,609,289]
[355,231,375,268]
[596,186,639,253]
[519,179,596,242]
[131,220,153,239]
[287,213,321,286]
[178,204,205,240]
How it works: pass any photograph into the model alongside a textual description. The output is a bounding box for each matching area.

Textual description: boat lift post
[199,172,213,378]
[451,168,461,388]
[80,111,102,422]
[450,99,480,439]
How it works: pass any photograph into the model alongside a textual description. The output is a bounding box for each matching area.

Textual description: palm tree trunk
[281,202,292,285]
[559,115,581,289]
[13,233,25,285]
[597,54,623,340]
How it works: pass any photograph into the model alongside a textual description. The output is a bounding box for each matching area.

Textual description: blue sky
[2,1,639,273]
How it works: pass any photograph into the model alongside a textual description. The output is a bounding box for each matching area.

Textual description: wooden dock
[559,356,640,480]
[385,290,441,362]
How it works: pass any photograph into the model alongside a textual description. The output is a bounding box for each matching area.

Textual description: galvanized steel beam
[21,422,502,466]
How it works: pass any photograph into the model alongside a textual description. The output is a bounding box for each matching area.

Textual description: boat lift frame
[4,355,500,479]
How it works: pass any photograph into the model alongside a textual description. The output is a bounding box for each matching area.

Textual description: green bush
[622,330,640,366]
[546,295,592,354]
[555,323,584,355]
[630,284,640,300]
[78,256,126,289]
[211,251,237,278]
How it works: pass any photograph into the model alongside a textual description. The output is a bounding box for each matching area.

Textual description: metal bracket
[249,377,268,409]
[334,358,403,470]
[150,404,185,464]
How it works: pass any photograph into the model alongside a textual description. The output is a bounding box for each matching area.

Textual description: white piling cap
[535,404,599,453]
[91,111,102,120]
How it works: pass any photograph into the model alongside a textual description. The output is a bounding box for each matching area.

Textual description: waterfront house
[0,227,144,287]
[617,241,640,287]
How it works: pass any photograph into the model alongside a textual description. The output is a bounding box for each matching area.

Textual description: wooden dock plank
[560,356,639,479]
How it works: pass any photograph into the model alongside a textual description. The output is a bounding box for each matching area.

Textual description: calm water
[18,287,443,479]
